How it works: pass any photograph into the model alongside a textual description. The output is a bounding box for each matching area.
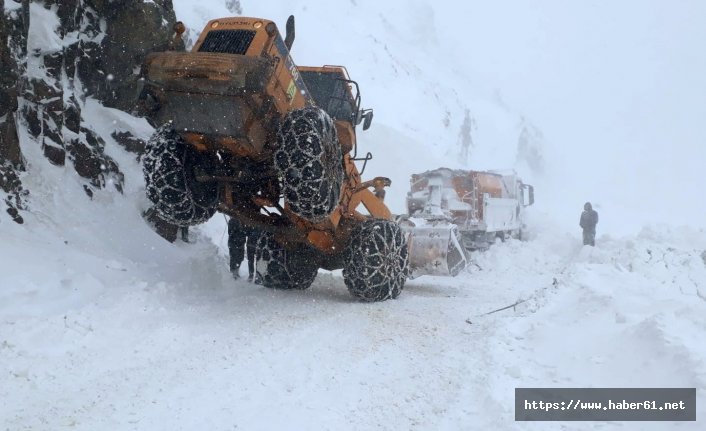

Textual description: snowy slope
[2,1,706,430]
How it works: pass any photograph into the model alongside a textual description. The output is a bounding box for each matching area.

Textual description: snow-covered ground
[2,0,706,429]
[2,165,705,429]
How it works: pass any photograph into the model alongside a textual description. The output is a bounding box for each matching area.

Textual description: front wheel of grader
[343,219,410,302]
[274,107,344,224]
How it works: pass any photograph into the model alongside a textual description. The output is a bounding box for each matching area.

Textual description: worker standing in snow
[228,217,246,279]
[243,224,260,282]
[580,202,599,246]
[227,217,260,281]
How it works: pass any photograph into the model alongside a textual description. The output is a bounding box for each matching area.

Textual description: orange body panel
[194,18,310,114]
[472,172,503,198]
[407,168,508,222]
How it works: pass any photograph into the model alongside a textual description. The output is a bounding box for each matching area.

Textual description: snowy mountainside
[173,0,703,237]
[173,0,706,236]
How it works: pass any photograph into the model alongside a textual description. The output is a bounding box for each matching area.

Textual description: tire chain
[344,219,410,301]
[254,231,318,290]
[143,125,217,226]
[274,107,344,223]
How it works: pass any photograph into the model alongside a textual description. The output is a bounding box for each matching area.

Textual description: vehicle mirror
[355,109,363,125]
[362,110,374,130]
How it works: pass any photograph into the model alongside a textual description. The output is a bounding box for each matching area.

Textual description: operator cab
[299,66,373,130]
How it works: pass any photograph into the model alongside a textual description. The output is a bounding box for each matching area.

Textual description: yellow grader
[140,16,407,301]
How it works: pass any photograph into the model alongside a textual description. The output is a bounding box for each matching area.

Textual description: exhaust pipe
[284,15,295,50]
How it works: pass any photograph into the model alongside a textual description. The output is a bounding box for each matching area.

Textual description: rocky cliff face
[0,0,178,222]
[0,0,26,222]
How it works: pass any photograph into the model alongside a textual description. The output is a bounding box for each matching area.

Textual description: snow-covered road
[2,199,704,430]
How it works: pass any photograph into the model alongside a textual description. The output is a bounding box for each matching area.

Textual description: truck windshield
[300,70,356,124]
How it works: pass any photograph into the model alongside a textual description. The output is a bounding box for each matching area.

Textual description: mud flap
[399,217,467,279]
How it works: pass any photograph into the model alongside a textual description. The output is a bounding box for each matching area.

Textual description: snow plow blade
[399,217,467,279]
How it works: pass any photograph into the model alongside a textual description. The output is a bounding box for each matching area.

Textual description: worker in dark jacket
[579,202,599,246]
[227,217,261,281]
[243,224,260,282]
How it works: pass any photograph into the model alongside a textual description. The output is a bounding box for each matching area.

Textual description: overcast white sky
[433,0,706,226]
[439,2,704,155]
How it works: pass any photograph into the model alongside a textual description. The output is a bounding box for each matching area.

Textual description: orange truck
[400,168,534,278]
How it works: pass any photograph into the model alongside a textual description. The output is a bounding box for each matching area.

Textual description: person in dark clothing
[227,217,261,281]
[244,225,259,282]
[579,202,599,246]
[227,217,246,278]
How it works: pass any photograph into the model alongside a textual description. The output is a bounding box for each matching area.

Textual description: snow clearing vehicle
[399,168,534,279]
[139,16,408,301]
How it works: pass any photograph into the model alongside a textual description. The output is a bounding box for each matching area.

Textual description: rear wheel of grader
[343,219,410,302]
[274,107,344,223]
[142,124,218,226]
[254,231,319,290]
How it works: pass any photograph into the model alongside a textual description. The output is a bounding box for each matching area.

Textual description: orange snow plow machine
[139,16,409,301]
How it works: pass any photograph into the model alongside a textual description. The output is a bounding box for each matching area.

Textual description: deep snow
[2,1,706,430]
